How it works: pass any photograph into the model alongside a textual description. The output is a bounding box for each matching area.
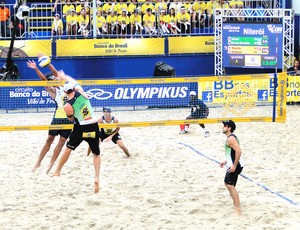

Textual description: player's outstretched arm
[27,60,56,98]
[48,63,58,77]
[27,60,47,80]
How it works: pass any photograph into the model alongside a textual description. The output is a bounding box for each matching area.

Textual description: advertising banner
[56,38,165,57]
[198,75,299,104]
[0,87,55,109]
[0,40,51,58]
[286,75,300,102]
[0,83,197,110]
[168,36,214,54]
[198,78,272,104]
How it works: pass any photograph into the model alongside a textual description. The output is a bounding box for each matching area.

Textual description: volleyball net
[0,73,287,131]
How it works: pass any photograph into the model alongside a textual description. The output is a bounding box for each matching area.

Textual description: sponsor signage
[198,76,299,103]
[168,36,215,54]
[0,83,196,109]
[56,38,164,56]
[0,40,51,58]
[198,78,271,103]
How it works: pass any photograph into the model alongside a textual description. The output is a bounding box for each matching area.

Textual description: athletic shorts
[224,166,243,186]
[49,118,72,139]
[67,122,100,155]
[99,131,122,144]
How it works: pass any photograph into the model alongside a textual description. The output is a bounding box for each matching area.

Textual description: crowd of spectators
[0,0,276,39]
[53,0,271,38]
[51,0,221,38]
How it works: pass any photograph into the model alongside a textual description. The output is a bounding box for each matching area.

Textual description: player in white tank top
[27,59,72,174]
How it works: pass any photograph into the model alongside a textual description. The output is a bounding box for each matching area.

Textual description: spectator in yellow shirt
[128,0,138,15]
[192,0,206,14]
[84,4,91,16]
[182,0,193,14]
[192,0,206,28]
[158,9,170,34]
[169,0,182,14]
[177,6,191,34]
[168,7,180,34]
[117,9,129,37]
[103,0,118,16]
[107,9,118,36]
[116,0,128,16]
[90,1,102,18]
[66,9,78,37]
[143,8,156,35]
[155,0,167,14]
[76,0,86,15]
[130,9,143,37]
[220,0,230,9]
[78,8,90,36]
[199,8,213,28]
[229,0,244,8]
[62,0,75,20]
[94,10,107,35]
[206,0,220,13]
[52,13,63,37]
[141,0,154,15]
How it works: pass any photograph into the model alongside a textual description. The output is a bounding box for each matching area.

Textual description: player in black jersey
[179,91,209,137]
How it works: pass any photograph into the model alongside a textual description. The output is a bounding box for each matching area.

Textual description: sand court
[0,106,300,229]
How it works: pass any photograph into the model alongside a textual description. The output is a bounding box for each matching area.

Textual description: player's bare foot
[51,171,60,177]
[94,178,100,193]
[46,164,54,174]
[235,208,242,216]
[32,165,40,172]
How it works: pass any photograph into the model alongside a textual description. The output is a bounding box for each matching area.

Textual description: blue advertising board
[0,83,197,110]
[222,23,283,69]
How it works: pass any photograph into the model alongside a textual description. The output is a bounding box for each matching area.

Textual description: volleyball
[38,55,51,68]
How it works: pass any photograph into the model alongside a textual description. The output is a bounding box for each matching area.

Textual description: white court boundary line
[178,142,300,208]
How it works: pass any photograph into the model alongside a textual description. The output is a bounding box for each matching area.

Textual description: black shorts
[224,166,243,186]
[99,131,122,144]
[67,122,100,155]
[49,118,72,139]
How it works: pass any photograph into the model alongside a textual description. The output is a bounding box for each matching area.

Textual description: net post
[272,73,278,122]
[275,72,287,122]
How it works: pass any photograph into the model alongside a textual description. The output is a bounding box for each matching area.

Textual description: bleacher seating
[28,4,53,38]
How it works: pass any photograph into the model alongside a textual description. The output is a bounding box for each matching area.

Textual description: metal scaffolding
[214,8,294,75]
